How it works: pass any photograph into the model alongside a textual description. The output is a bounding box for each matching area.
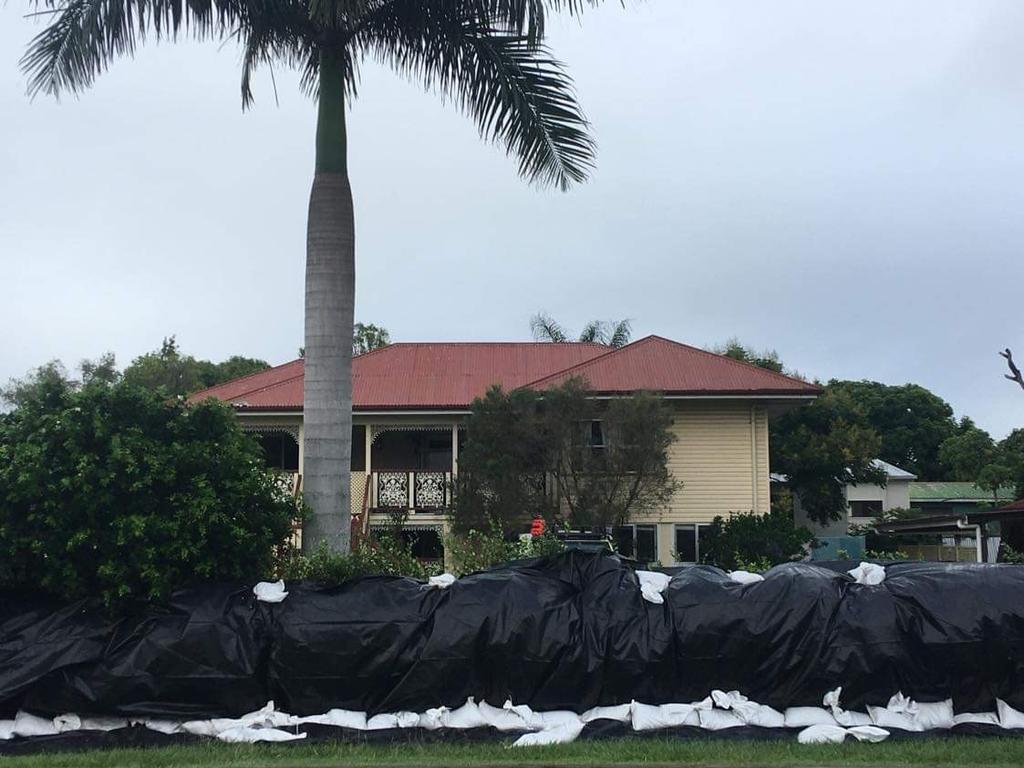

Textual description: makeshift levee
[3,552,1024,752]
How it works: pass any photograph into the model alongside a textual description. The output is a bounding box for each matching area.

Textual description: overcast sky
[2,0,1022,437]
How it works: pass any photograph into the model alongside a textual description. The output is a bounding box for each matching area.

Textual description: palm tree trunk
[302,48,354,553]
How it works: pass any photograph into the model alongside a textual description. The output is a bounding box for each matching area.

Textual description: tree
[2,354,119,408]
[23,0,599,554]
[826,380,957,479]
[543,381,678,530]
[771,388,886,525]
[353,323,391,356]
[938,418,996,481]
[450,386,551,536]
[121,337,269,397]
[452,379,678,535]
[999,428,1024,499]
[698,510,813,571]
[709,338,785,373]
[530,313,632,347]
[1001,349,1024,392]
[0,376,295,607]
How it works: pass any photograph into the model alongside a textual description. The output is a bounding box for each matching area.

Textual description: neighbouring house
[778,459,916,559]
[907,481,1016,516]
[876,497,1024,563]
[191,335,820,565]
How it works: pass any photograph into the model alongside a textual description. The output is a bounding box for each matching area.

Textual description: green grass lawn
[4,737,1024,768]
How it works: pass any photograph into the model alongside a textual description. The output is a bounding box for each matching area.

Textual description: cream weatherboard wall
[238,400,774,565]
[631,401,771,565]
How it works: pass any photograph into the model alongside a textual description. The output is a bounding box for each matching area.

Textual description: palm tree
[531,313,631,347]
[22,0,599,554]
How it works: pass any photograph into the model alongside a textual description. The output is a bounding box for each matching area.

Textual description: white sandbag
[365,714,399,730]
[847,725,890,743]
[217,726,306,743]
[869,692,923,731]
[797,724,849,744]
[867,706,921,731]
[784,706,838,728]
[833,709,873,726]
[442,699,489,729]
[53,713,81,732]
[997,699,1024,729]
[143,719,184,735]
[744,705,786,728]
[13,711,59,737]
[581,703,632,723]
[822,686,872,726]
[847,562,886,586]
[477,701,532,731]
[728,571,764,585]
[915,700,954,730]
[427,573,456,589]
[79,716,130,732]
[698,709,745,730]
[511,719,584,747]
[291,709,367,730]
[253,580,288,603]
[0,721,15,740]
[417,708,448,731]
[536,711,583,729]
[631,702,697,731]
[953,711,1000,726]
[636,571,670,604]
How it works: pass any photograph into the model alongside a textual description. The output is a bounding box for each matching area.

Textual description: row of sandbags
[9,689,1024,748]
[3,552,1024,719]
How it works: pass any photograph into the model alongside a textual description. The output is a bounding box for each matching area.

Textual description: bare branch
[1001,348,1024,391]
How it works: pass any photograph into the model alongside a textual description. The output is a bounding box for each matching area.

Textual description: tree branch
[1001,348,1024,391]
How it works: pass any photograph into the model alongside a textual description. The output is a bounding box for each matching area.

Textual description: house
[787,459,917,536]
[191,335,820,565]
[780,459,916,559]
[907,482,1016,516]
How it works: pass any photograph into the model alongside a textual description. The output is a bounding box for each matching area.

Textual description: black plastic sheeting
[3,552,1024,720]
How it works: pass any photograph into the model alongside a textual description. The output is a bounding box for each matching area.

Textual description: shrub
[279,533,440,584]
[444,526,565,576]
[699,510,813,571]
[0,378,296,607]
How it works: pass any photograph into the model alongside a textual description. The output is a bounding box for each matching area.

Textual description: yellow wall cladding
[639,401,771,523]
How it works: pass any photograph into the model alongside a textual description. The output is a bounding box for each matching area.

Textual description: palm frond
[578,320,606,344]
[608,318,631,348]
[531,312,567,343]
[21,0,240,97]
[357,0,595,190]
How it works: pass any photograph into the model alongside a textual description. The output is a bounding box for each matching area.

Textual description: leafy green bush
[279,533,440,584]
[445,526,565,576]
[699,510,813,571]
[865,549,909,561]
[0,377,296,607]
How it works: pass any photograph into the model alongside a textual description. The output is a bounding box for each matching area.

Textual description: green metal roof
[908,481,1015,503]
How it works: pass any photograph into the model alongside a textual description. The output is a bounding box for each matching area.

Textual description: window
[588,420,605,448]
[612,524,658,564]
[674,523,715,564]
[674,524,697,563]
[849,500,883,518]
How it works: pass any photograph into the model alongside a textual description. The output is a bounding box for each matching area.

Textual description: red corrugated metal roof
[189,337,820,411]
[525,336,822,396]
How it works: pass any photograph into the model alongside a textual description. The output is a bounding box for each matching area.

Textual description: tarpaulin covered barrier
[3,552,1024,720]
